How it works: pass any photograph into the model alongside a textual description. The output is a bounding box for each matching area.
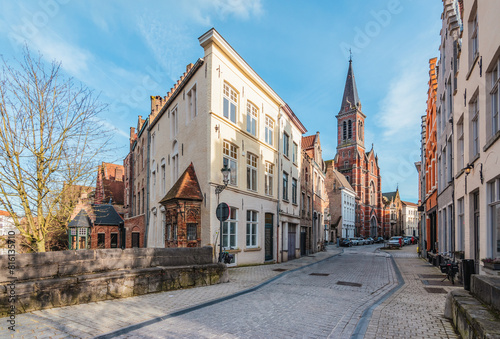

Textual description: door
[300,228,307,256]
[265,213,273,261]
[132,232,140,248]
[288,224,296,260]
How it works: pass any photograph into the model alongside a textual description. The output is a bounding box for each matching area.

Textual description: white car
[388,236,403,247]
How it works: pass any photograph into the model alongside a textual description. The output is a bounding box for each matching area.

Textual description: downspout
[144,124,150,247]
[277,104,281,263]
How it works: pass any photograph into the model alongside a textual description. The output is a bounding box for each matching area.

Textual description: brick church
[334,59,385,237]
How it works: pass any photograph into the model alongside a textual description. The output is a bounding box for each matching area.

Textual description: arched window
[172,141,179,183]
[343,121,347,140]
[348,120,352,139]
[370,181,375,206]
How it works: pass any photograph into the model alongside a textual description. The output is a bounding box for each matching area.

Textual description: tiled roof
[302,135,316,149]
[382,191,397,201]
[402,201,418,207]
[160,163,203,204]
[93,204,123,226]
[0,210,11,217]
[68,209,92,228]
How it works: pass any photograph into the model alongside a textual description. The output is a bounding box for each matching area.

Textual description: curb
[350,250,405,339]
[95,249,344,338]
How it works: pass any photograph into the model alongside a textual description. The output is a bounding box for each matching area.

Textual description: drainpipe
[144,122,150,247]
[277,104,281,263]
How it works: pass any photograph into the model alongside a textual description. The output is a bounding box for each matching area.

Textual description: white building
[146,29,306,265]
[402,201,418,237]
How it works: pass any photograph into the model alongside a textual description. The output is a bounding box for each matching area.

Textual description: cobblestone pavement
[0,246,343,339]
[364,246,462,339]
[112,244,397,339]
[1,244,463,339]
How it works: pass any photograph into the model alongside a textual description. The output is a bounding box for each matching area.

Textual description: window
[265,116,274,146]
[246,210,258,247]
[307,196,311,214]
[447,78,453,117]
[343,121,347,140]
[488,178,500,258]
[161,159,166,195]
[470,96,479,158]
[447,137,453,183]
[469,12,478,65]
[223,141,238,185]
[265,162,274,196]
[187,223,197,241]
[223,208,237,249]
[187,84,197,120]
[458,198,464,251]
[348,120,352,139]
[223,83,237,123]
[247,153,257,191]
[246,102,258,136]
[173,223,178,240]
[292,142,298,164]
[110,233,118,248]
[166,223,172,241]
[78,228,87,236]
[458,117,464,170]
[283,172,289,201]
[97,233,105,248]
[172,141,179,183]
[132,232,140,248]
[490,59,500,136]
[283,133,289,158]
[292,178,298,204]
[171,106,178,137]
[152,167,156,199]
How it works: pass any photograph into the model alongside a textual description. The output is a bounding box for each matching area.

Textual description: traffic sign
[216,203,230,222]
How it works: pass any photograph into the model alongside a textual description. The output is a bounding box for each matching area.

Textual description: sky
[0,0,442,203]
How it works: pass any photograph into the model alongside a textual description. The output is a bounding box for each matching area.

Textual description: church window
[343,121,347,140]
[370,181,375,205]
[348,120,352,139]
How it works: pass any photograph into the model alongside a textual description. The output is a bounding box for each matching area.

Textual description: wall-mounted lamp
[464,163,474,175]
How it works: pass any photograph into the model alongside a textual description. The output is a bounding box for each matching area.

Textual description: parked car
[375,236,384,243]
[388,236,403,247]
[340,238,352,247]
[349,237,360,246]
[403,236,411,245]
[357,237,366,245]
[365,237,374,244]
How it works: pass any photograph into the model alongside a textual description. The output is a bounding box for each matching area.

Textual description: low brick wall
[0,247,227,316]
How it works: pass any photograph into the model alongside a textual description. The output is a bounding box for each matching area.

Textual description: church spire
[340,59,361,112]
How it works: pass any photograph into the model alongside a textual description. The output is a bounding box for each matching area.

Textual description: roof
[382,191,397,200]
[402,201,418,207]
[160,163,203,204]
[0,211,11,217]
[93,204,123,226]
[330,167,355,194]
[68,209,92,228]
[340,60,361,112]
[302,135,316,149]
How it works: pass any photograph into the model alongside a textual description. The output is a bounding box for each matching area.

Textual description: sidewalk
[1,246,342,339]
[364,246,462,339]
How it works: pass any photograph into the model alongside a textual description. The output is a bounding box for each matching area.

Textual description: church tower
[335,59,366,184]
[334,59,384,238]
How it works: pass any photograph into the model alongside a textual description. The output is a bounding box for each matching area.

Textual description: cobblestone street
[1,244,463,338]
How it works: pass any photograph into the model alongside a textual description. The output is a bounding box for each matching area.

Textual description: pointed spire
[340,59,361,112]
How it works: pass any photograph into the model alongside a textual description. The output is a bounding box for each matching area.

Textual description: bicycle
[218,250,234,264]
[440,260,459,284]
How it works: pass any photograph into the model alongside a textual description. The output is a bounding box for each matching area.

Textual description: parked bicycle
[219,250,234,264]
[440,260,459,284]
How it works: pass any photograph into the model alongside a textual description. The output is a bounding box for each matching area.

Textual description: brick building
[334,59,384,237]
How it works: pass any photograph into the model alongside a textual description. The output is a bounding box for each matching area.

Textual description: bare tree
[0,48,112,252]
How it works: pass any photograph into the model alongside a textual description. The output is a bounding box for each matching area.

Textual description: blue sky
[0,0,442,203]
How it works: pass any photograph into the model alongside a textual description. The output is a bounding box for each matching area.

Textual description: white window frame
[283,172,289,201]
[246,101,258,136]
[490,59,500,136]
[488,178,500,258]
[457,116,464,170]
[292,142,298,164]
[265,116,274,146]
[283,133,289,158]
[223,207,238,249]
[246,152,257,191]
[246,210,258,248]
[470,96,479,158]
[223,83,237,124]
[223,141,238,186]
[265,162,274,196]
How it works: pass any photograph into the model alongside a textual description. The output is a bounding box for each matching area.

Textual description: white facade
[341,189,356,238]
[402,203,418,237]
[146,29,306,265]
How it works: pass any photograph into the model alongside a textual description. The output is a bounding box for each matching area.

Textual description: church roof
[160,163,203,204]
[382,191,398,202]
[68,209,92,228]
[340,60,361,112]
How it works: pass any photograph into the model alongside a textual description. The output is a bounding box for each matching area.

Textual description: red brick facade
[334,60,385,237]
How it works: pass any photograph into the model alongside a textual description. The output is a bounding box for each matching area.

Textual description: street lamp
[216,165,231,262]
